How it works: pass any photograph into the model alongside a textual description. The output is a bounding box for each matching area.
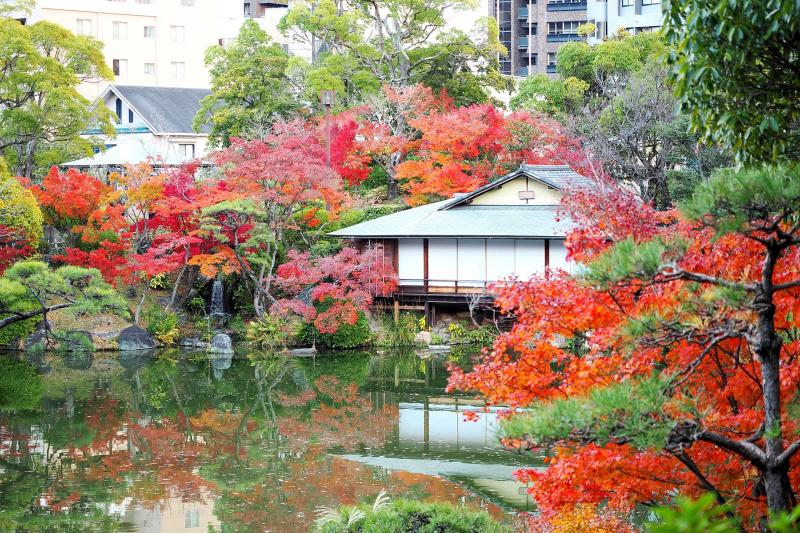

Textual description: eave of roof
[329,204,572,239]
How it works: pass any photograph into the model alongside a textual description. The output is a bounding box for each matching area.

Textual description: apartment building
[20,0,243,97]
[587,0,663,43]
[492,0,588,77]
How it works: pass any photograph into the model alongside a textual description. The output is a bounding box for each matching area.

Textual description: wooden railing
[396,278,493,295]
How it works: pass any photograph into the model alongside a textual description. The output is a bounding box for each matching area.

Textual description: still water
[0,349,541,532]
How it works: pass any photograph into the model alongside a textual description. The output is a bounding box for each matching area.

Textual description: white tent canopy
[62,140,187,167]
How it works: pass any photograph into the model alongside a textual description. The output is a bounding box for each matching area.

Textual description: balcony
[518,36,529,48]
[546,33,584,42]
[546,0,587,10]
[516,66,529,76]
[547,64,557,73]
[518,6,528,18]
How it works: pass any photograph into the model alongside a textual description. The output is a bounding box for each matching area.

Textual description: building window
[621,0,634,5]
[76,18,92,35]
[114,98,122,123]
[144,62,156,75]
[179,143,195,160]
[171,61,186,80]
[547,52,557,66]
[112,21,128,40]
[548,0,585,3]
[112,59,128,76]
[548,20,584,34]
[143,25,155,38]
[181,0,196,5]
[170,25,185,43]
[128,109,134,123]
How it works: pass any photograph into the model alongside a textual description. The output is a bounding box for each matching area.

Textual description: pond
[0,348,542,532]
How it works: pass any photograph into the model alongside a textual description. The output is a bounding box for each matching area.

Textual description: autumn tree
[275,245,397,334]
[396,106,593,205]
[0,159,42,272]
[450,164,800,525]
[196,121,347,317]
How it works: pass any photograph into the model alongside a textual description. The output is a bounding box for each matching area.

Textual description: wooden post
[393,300,400,323]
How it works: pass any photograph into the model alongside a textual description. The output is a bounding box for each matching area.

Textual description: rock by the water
[208,333,234,354]
[288,347,317,356]
[414,330,432,346]
[61,330,94,352]
[180,337,209,348]
[23,328,47,353]
[428,344,451,351]
[118,325,156,351]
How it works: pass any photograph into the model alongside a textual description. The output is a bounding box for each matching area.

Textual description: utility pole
[320,90,336,168]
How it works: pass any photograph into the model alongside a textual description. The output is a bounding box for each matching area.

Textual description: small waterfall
[210,279,225,317]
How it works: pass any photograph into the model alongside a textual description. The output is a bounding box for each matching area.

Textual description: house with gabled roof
[64,85,211,169]
[329,164,591,319]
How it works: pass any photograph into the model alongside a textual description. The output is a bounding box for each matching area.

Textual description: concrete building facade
[492,0,588,77]
[19,0,243,97]
[586,0,663,43]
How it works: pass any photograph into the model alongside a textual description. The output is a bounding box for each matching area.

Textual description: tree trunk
[753,245,796,512]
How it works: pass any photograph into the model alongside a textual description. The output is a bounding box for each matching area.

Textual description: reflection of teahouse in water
[351,352,542,511]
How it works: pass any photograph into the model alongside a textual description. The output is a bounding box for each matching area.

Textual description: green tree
[0,18,113,178]
[0,159,43,244]
[664,0,800,164]
[0,261,128,334]
[280,0,507,103]
[510,74,588,115]
[514,31,729,208]
[193,19,303,146]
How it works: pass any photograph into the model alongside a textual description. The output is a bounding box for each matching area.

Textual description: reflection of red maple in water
[2,376,507,530]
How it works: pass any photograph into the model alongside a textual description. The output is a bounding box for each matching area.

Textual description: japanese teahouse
[329,164,592,320]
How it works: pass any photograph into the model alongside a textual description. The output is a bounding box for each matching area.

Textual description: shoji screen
[398,238,424,285]
[457,239,486,287]
[428,239,458,287]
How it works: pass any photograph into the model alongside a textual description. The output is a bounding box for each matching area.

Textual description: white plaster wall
[469,176,563,205]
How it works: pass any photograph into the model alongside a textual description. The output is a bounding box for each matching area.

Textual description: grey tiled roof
[329,165,590,239]
[112,85,211,134]
[328,203,573,239]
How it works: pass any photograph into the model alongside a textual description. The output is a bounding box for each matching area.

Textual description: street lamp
[320,90,336,168]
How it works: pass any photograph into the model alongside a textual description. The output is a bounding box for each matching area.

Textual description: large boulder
[414,330,432,346]
[118,325,157,351]
[61,330,94,352]
[208,333,234,354]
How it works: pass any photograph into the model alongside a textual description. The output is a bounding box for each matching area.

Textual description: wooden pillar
[423,238,429,293]
[544,239,550,278]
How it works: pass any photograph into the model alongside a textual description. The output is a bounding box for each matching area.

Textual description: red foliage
[29,167,111,226]
[53,238,132,286]
[275,245,397,333]
[449,178,800,524]
[0,225,33,274]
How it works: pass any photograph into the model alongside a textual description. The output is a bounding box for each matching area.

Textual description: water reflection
[0,349,540,532]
